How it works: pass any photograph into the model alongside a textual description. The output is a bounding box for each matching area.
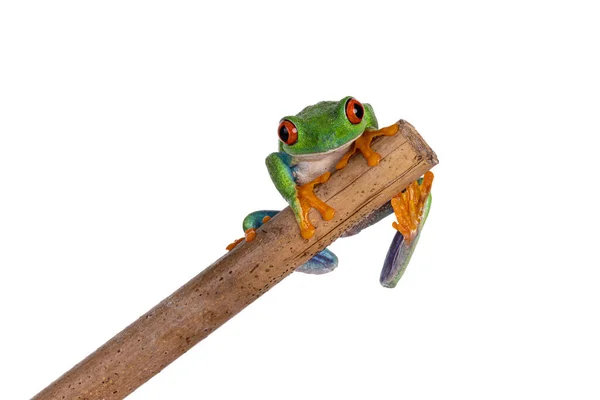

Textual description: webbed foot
[380,171,434,288]
[295,172,335,239]
[336,123,399,170]
[391,171,434,244]
[225,228,258,251]
[226,211,278,251]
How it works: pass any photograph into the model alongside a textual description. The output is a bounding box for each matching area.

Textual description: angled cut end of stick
[32,120,438,400]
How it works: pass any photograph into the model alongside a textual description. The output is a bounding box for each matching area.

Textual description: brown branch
[32,120,438,400]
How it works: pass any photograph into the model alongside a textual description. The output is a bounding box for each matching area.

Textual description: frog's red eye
[278,120,298,145]
[345,98,364,124]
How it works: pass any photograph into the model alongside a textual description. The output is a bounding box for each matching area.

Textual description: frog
[227,96,433,288]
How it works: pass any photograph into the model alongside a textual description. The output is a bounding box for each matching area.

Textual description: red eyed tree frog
[227,96,433,288]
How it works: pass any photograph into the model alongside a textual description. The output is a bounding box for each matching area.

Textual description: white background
[1,1,599,399]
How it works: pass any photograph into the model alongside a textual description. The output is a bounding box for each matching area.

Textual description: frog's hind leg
[380,230,419,287]
[231,210,338,274]
[296,248,339,275]
[242,210,279,231]
[226,210,279,251]
[380,172,433,288]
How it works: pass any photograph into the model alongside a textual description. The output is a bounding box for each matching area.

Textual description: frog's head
[277,96,378,156]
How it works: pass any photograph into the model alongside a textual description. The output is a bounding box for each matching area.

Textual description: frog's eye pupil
[278,120,298,145]
[354,104,364,119]
[345,98,364,124]
[280,126,289,142]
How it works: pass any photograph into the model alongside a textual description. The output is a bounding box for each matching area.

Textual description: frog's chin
[289,139,355,161]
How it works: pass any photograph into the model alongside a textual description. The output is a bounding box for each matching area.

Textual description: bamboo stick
[32,120,438,400]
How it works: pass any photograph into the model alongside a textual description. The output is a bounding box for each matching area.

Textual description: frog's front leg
[336,123,399,169]
[295,171,335,239]
[266,152,333,240]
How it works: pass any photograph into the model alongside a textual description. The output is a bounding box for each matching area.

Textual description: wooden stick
[32,120,438,400]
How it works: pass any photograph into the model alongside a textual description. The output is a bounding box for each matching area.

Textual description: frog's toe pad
[391,171,434,244]
[296,248,338,275]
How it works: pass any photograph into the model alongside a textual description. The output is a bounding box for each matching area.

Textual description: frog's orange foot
[225,228,257,251]
[296,172,334,240]
[336,123,399,170]
[391,171,434,244]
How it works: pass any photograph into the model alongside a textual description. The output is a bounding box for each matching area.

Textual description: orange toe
[226,237,245,251]
[391,171,434,244]
[245,228,256,242]
[337,123,399,169]
[226,227,258,251]
[295,172,335,239]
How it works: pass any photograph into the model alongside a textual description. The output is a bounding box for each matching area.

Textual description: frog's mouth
[290,139,355,161]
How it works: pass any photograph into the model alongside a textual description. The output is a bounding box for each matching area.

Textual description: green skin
[262,96,378,231]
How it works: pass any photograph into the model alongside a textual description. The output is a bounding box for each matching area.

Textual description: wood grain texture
[32,120,438,400]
